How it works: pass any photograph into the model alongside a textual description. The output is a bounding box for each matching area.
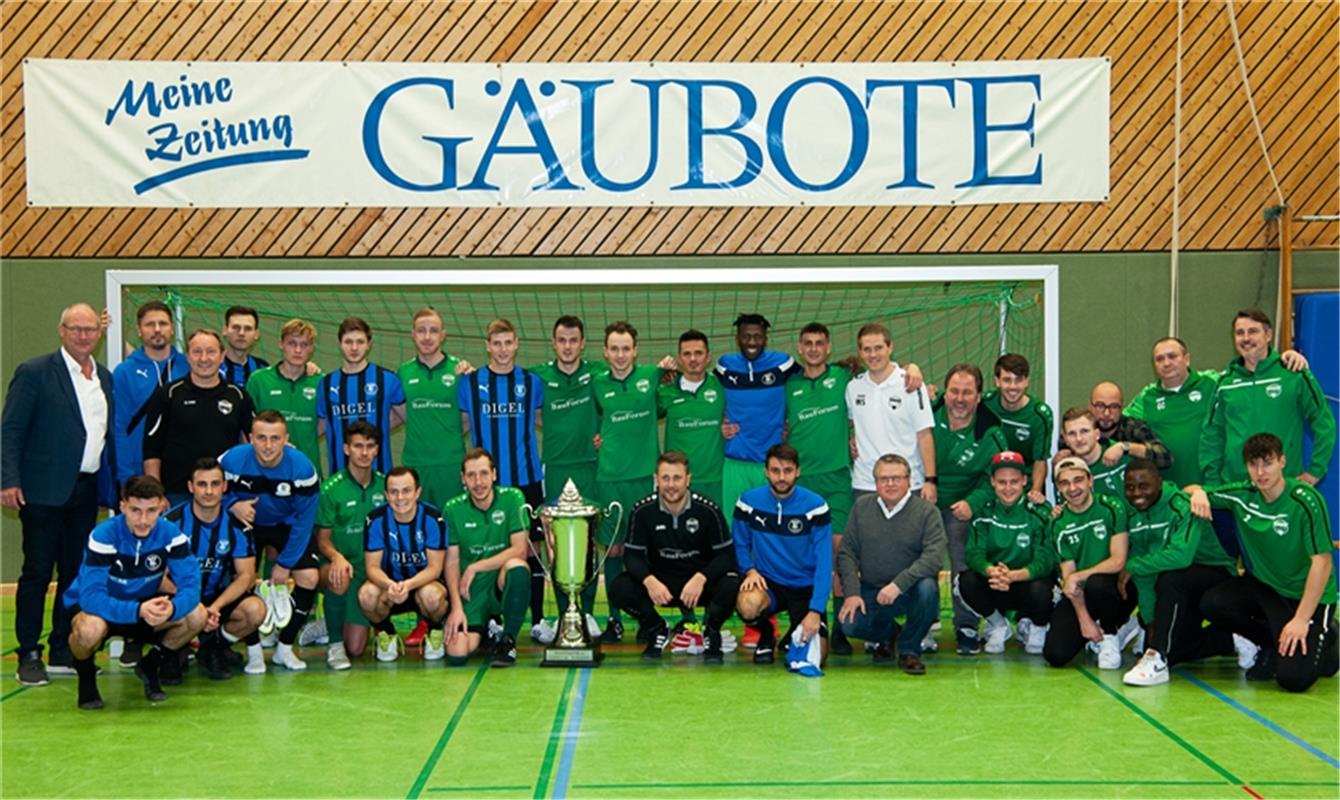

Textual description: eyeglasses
[61,324,100,336]
[1090,402,1123,413]
[875,474,910,484]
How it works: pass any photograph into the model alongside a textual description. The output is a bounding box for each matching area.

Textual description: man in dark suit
[2,303,117,686]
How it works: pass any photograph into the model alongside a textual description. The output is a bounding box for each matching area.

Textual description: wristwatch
[1121,441,1131,454]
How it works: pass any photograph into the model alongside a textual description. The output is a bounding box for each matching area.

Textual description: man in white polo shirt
[847,323,938,504]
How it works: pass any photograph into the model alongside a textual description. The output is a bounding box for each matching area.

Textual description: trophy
[523,479,623,668]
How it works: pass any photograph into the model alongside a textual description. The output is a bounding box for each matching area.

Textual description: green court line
[0,685,30,703]
[572,779,1228,789]
[533,669,578,800]
[424,786,531,793]
[1252,781,1340,787]
[1076,666,1241,785]
[406,666,489,800]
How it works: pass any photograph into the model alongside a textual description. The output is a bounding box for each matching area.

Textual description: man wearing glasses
[1055,382,1169,470]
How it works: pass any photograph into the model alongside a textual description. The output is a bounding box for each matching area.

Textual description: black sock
[244,631,261,647]
[530,574,546,625]
[74,656,100,706]
[279,586,317,645]
[377,617,397,636]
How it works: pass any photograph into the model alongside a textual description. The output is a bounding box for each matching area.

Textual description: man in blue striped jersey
[219,305,269,387]
[318,317,406,475]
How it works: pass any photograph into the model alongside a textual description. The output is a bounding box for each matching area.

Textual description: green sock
[323,589,345,645]
[502,566,531,639]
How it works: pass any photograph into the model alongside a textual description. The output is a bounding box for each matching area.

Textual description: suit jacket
[1,350,117,507]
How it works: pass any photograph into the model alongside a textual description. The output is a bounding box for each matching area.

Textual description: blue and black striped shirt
[317,363,405,474]
[166,502,253,602]
[457,367,544,487]
[364,501,448,583]
[220,354,269,387]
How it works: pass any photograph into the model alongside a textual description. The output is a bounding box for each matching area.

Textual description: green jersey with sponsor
[442,486,528,569]
[785,365,852,476]
[1082,441,1131,501]
[966,496,1054,578]
[931,406,1009,512]
[1207,478,1336,603]
[1125,370,1218,487]
[1051,493,1128,572]
[316,468,387,553]
[399,355,466,468]
[530,360,599,467]
[981,390,1054,466]
[1125,481,1234,622]
[658,373,725,482]
[245,366,323,472]
[592,364,661,482]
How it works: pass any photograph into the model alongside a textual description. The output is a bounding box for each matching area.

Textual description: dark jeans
[1043,573,1137,667]
[956,570,1055,625]
[1148,564,1236,665]
[1201,574,1336,693]
[839,577,939,657]
[607,570,741,631]
[16,473,98,660]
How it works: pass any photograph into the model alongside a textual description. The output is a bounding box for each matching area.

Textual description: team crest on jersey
[216,538,231,555]
[144,554,163,571]
[1094,523,1107,539]
[1016,533,1031,548]
[1155,397,1167,411]
[1188,390,1202,403]
[1015,427,1028,441]
[761,372,776,386]
[1272,517,1290,536]
[636,378,651,393]
[275,482,291,497]
[704,389,718,403]
[303,386,317,400]
[888,396,902,411]
[854,394,866,406]
[514,384,527,398]
[366,382,379,396]
[786,518,804,533]
[1265,383,1282,399]
[491,510,506,525]
[685,517,700,533]
[374,493,386,505]
[441,374,455,387]
[217,398,234,415]
[822,376,836,389]
[415,530,425,548]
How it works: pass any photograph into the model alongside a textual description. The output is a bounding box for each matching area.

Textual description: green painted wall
[2,250,1336,579]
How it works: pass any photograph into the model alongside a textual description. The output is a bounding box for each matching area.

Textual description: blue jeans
[840,576,939,657]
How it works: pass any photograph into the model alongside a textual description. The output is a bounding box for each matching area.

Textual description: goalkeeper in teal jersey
[981,354,1053,503]
[658,330,726,506]
[398,308,472,508]
[245,319,324,473]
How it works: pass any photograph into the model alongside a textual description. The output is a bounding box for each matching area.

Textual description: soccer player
[660,330,726,507]
[399,308,472,508]
[1191,433,1338,692]
[359,467,449,663]
[143,328,254,507]
[1119,459,1248,687]
[734,445,833,668]
[931,364,1009,655]
[318,317,406,475]
[112,300,188,485]
[847,323,936,501]
[590,320,663,642]
[65,476,206,709]
[981,354,1053,503]
[166,458,264,681]
[1059,407,1129,499]
[1043,457,1136,670]
[1200,309,1335,488]
[609,451,739,662]
[958,451,1055,656]
[315,422,387,670]
[219,305,268,386]
[1056,382,1170,470]
[220,410,321,673]
[443,449,531,668]
[246,319,323,473]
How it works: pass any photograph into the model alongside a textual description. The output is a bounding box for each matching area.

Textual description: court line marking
[533,668,578,800]
[551,668,592,800]
[571,779,1229,789]
[406,665,489,800]
[424,786,530,793]
[1,685,30,703]
[1175,669,1340,770]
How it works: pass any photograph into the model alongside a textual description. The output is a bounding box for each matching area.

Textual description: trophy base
[540,645,604,668]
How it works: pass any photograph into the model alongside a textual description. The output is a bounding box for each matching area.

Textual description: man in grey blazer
[2,303,117,686]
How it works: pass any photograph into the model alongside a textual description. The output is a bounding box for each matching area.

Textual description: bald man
[2,303,117,686]
[1056,382,1169,471]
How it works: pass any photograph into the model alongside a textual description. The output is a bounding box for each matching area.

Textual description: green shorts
[798,467,853,536]
[320,539,368,628]
[409,463,465,510]
[722,458,766,515]
[461,570,504,628]
[545,461,598,503]
[594,476,654,546]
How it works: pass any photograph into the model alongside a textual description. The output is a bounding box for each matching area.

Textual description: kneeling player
[168,458,265,680]
[66,477,207,709]
[443,449,531,668]
[609,452,740,662]
[358,468,449,662]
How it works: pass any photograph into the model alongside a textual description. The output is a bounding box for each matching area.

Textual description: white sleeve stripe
[88,539,116,554]
[169,533,190,548]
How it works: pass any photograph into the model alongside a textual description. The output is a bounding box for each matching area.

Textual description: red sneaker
[405,619,429,648]
[742,615,778,650]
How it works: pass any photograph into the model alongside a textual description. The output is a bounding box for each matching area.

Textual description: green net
[121,278,1044,392]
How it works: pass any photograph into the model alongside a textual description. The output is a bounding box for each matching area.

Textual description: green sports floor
[2,593,1337,800]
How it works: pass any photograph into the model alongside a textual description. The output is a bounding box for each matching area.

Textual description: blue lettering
[145,122,181,161]
[865,79,956,189]
[107,80,161,125]
[955,74,1042,188]
[564,79,665,192]
[463,79,579,191]
[669,80,762,190]
[767,77,867,192]
[362,77,471,192]
[106,75,233,125]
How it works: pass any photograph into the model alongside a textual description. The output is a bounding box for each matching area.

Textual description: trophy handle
[592,500,625,578]
[520,503,556,583]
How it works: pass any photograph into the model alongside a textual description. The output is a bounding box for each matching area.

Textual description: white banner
[25,59,1108,208]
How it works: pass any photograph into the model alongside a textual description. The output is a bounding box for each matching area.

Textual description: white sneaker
[375,631,400,662]
[244,643,267,675]
[1097,634,1122,670]
[585,614,602,639]
[326,642,352,671]
[921,631,939,652]
[259,630,278,648]
[1123,650,1170,686]
[257,583,276,636]
[271,584,294,630]
[1116,615,1142,653]
[298,618,328,646]
[423,628,446,661]
[983,612,1013,654]
[1233,634,1260,671]
[531,618,557,644]
[272,642,307,671]
[1025,623,1048,655]
[930,620,942,632]
[1016,618,1033,642]
[487,619,505,648]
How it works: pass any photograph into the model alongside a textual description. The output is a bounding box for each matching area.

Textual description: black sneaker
[702,627,724,664]
[16,652,49,686]
[600,618,624,644]
[1246,648,1277,682]
[490,634,517,668]
[118,640,143,668]
[752,624,777,664]
[641,626,669,660]
[135,651,168,702]
[956,629,983,656]
[45,651,77,676]
[158,649,184,686]
[871,642,896,663]
[203,641,232,681]
[829,626,854,656]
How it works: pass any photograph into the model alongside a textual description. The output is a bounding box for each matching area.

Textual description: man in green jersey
[1192,433,1338,692]
[314,422,387,669]
[1043,457,1136,670]
[786,323,856,653]
[590,321,664,642]
[245,319,323,473]
[660,329,726,506]
[444,448,531,668]
[1060,407,1130,499]
[981,354,1053,504]
[399,308,472,508]
[1120,459,1249,687]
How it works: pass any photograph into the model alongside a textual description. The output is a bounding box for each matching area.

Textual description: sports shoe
[1123,650,1169,686]
[272,642,308,671]
[955,628,982,656]
[1245,647,1277,682]
[983,612,1013,654]
[703,627,725,664]
[1097,634,1122,670]
[375,632,400,663]
[1116,615,1142,654]
[405,618,429,648]
[45,652,77,676]
[585,614,603,639]
[259,630,278,648]
[270,584,294,631]
[1016,617,1033,643]
[742,615,778,649]
[118,640,143,668]
[16,652,49,686]
[256,583,276,636]
[1024,622,1048,655]
[1233,634,1260,671]
[871,642,896,664]
[326,642,352,671]
[921,631,940,653]
[752,625,777,664]
[829,625,854,656]
[135,650,167,702]
[600,618,624,643]
[298,617,329,646]
[642,626,669,660]
[244,644,267,675]
[158,649,184,685]
[424,628,446,661]
[531,618,558,645]
[491,634,517,668]
[202,640,232,681]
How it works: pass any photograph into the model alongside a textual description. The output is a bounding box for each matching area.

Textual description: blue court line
[1175,669,1340,769]
[550,668,592,800]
